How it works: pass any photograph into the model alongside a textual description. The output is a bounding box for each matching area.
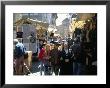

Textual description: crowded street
[13,13,97,76]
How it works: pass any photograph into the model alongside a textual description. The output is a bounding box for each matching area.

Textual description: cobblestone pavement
[27,61,55,76]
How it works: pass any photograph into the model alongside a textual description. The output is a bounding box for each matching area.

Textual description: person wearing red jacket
[38,44,46,75]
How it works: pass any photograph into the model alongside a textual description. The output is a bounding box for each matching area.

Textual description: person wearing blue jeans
[39,60,44,75]
[73,62,85,75]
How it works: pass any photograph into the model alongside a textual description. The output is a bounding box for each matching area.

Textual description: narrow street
[13,13,97,76]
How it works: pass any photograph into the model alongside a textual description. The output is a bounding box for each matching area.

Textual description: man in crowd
[14,39,26,75]
[88,23,97,65]
[50,43,60,75]
[71,38,82,75]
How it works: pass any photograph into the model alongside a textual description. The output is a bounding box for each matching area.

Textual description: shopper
[14,39,26,75]
[38,44,46,75]
[50,44,60,75]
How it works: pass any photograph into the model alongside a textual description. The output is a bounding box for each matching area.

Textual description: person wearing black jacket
[88,23,97,66]
[59,44,73,75]
[72,38,85,75]
[59,47,66,75]
[79,42,87,75]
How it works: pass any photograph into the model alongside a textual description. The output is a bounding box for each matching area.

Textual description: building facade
[13,13,57,53]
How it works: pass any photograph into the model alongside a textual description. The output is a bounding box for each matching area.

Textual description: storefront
[14,18,49,53]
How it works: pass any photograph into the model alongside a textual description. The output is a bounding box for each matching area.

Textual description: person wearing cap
[14,39,26,75]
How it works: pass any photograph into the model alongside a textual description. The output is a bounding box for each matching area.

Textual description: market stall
[14,18,49,73]
[14,18,49,53]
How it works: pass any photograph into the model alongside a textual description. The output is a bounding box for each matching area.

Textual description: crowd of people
[13,19,97,75]
[36,21,97,75]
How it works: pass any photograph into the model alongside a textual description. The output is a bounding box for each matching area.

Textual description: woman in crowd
[38,43,47,75]
[49,44,60,75]
[59,42,73,75]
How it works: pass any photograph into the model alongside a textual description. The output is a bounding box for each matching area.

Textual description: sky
[56,13,69,26]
